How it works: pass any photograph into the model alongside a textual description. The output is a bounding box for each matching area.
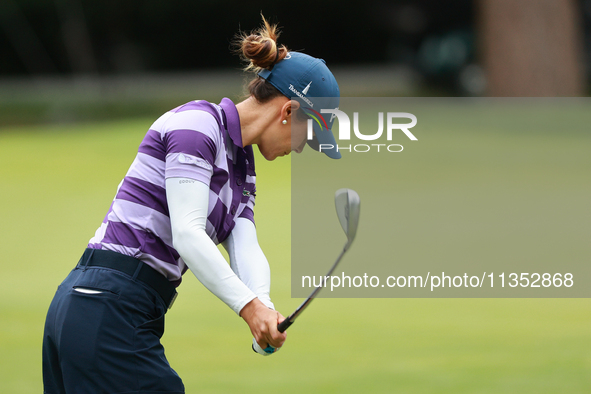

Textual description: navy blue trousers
[43,263,184,393]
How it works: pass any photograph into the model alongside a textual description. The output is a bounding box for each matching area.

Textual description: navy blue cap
[258,52,341,159]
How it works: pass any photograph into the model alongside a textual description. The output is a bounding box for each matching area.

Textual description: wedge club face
[335,188,361,250]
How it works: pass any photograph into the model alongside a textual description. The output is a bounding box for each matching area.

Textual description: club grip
[277,319,293,333]
[252,338,278,356]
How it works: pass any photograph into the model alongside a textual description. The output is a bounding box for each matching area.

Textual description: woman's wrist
[239,297,265,322]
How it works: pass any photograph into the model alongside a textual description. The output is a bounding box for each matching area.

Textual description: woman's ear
[281,99,301,121]
[290,100,302,120]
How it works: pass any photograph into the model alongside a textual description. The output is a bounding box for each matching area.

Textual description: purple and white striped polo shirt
[88,98,256,286]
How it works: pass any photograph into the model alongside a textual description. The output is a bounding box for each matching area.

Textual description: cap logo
[288,84,314,107]
[302,81,312,95]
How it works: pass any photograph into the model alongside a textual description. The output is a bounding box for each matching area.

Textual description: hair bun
[236,16,288,71]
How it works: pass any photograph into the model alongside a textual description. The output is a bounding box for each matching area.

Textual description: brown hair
[235,16,289,103]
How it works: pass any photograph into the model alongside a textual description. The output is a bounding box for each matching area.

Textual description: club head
[335,189,361,250]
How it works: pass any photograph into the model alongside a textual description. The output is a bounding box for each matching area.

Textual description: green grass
[1,114,590,393]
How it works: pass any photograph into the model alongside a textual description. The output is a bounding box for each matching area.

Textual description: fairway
[1,115,590,393]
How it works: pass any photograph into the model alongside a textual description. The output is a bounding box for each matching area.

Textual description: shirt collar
[219,98,243,148]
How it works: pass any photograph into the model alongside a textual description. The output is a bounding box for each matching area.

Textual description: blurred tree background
[0,0,589,124]
[0,0,475,76]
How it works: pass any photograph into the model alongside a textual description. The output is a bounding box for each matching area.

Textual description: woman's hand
[240,298,286,350]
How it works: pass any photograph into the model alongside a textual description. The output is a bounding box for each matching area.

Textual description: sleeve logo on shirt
[178,153,202,165]
[176,153,213,171]
[178,153,191,164]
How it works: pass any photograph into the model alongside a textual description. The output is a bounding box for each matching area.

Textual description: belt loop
[80,248,95,271]
[131,259,143,281]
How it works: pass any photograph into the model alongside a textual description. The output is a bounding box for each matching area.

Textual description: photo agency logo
[306,108,418,153]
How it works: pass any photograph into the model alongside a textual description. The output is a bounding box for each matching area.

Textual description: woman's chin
[259,147,289,161]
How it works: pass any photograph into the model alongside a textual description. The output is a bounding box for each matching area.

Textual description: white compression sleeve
[166,177,257,315]
[222,218,274,310]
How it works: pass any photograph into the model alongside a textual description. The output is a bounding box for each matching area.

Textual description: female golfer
[42,17,340,394]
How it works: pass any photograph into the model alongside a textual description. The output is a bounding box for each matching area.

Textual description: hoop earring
[282,119,287,125]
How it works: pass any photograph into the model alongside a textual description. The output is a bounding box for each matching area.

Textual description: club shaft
[278,247,347,333]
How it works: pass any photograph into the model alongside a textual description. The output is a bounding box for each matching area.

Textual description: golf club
[253,188,360,355]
